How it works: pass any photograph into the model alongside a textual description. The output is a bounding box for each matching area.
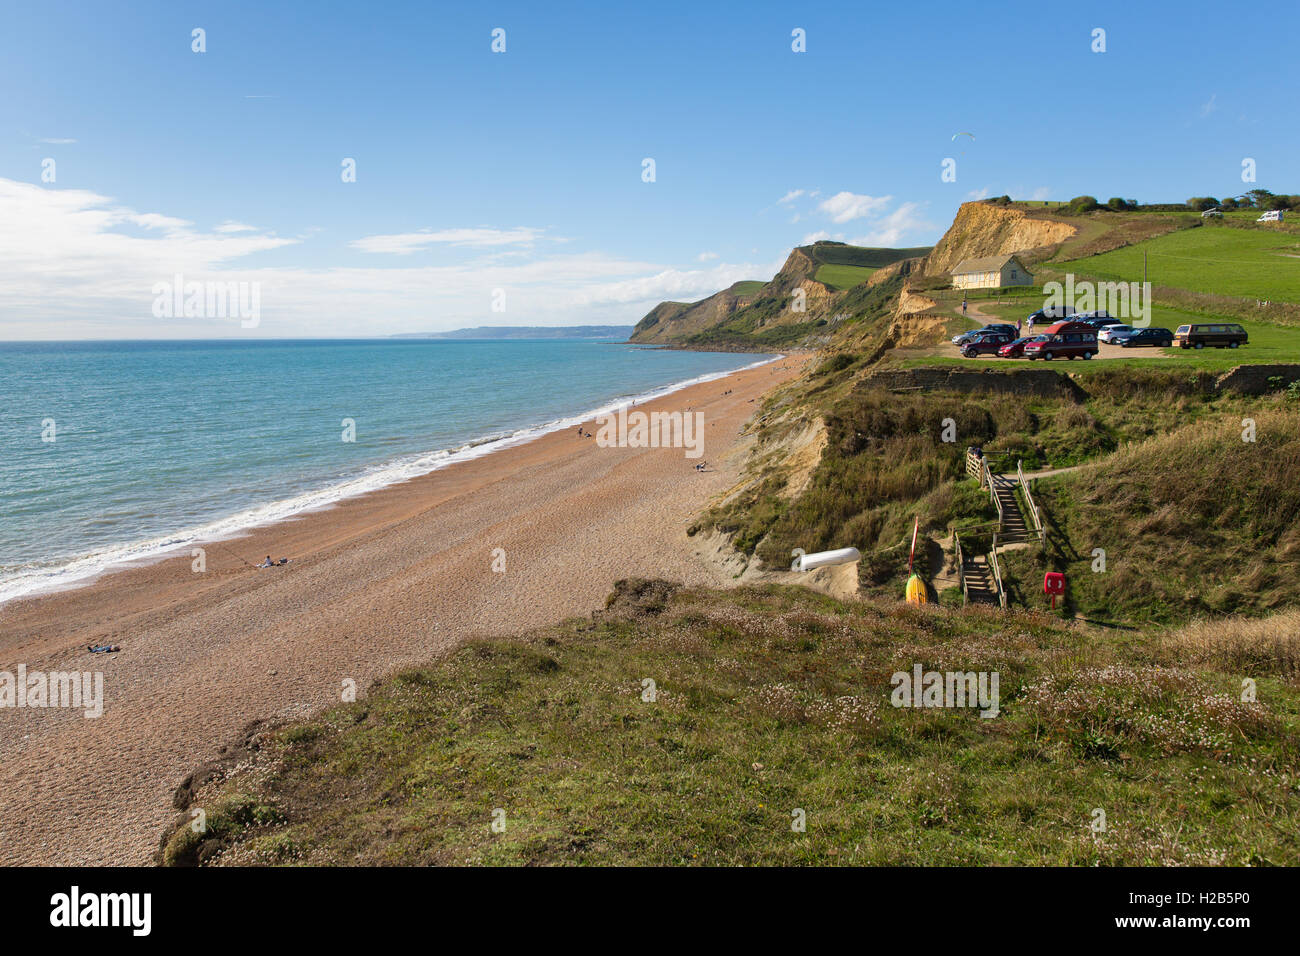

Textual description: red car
[1023,322,1098,361]
[960,332,1013,357]
[997,334,1047,358]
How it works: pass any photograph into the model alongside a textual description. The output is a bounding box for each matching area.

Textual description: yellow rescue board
[905,574,928,605]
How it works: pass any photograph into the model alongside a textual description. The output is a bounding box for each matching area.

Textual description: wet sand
[0,355,806,865]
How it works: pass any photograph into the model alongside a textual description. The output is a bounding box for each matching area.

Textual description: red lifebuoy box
[1044,572,1065,608]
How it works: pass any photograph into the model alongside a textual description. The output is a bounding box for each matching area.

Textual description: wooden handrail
[954,531,968,606]
[1016,459,1046,543]
[988,533,1007,609]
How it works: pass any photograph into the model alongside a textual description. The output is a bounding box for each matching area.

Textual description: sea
[0,338,770,605]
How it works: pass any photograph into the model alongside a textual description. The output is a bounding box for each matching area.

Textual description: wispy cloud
[350,227,552,255]
[818,191,892,223]
[1199,93,1218,118]
[37,137,77,145]
[777,189,805,204]
[847,202,935,246]
[0,178,775,338]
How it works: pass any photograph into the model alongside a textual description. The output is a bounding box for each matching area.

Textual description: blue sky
[2,0,1296,338]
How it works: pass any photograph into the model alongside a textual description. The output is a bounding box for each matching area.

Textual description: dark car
[1026,307,1076,325]
[997,334,1047,358]
[961,332,1013,357]
[1174,323,1248,349]
[1023,322,1098,361]
[1118,327,1174,348]
[952,324,1017,346]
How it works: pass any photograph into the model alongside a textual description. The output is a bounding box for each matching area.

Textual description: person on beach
[1027,316,1035,334]
[260,555,274,568]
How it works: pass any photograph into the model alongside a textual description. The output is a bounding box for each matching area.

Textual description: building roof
[950,253,1028,276]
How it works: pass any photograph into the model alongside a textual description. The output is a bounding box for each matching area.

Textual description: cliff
[923,202,1077,275]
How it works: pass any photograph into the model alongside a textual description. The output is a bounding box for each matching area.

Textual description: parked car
[1119,327,1174,348]
[1080,317,1123,330]
[1097,324,1134,344]
[1073,310,1114,323]
[952,324,1017,346]
[1202,208,1223,218]
[1026,306,1076,325]
[1023,322,1098,361]
[961,332,1014,357]
[998,335,1048,358]
[1174,323,1248,349]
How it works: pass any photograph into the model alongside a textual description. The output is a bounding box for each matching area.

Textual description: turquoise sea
[0,339,768,604]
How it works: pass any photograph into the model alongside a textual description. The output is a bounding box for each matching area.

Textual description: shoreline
[0,352,781,608]
[0,354,808,865]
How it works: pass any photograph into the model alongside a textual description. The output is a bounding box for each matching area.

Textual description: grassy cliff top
[160,580,1300,866]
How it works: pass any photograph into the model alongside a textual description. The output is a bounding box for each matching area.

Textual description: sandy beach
[0,355,806,865]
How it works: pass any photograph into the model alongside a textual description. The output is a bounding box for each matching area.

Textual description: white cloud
[847,202,934,246]
[818,191,892,223]
[38,137,77,145]
[801,230,835,244]
[350,226,549,254]
[697,251,719,261]
[214,221,258,234]
[777,189,805,204]
[1030,187,1052,201]
[1199,93,1217,118]
[966,187,991,200]
[0,178,777,338]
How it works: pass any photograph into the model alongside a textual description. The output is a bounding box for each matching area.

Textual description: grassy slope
[1001,404,1300,625]
[815,263,876,290]
[160,581,1300,867]
[1061,223,1300,303]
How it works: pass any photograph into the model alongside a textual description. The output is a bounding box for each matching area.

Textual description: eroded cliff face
[924,202,1077,275]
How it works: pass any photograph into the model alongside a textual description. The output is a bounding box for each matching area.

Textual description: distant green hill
[629,241,931,347]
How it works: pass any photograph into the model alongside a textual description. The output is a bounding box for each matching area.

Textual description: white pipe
[792,547,862,572]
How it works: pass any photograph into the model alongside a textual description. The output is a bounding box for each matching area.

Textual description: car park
[1174,323,1248,349]
[1023,322,1098,361]
[1119,327,1174,348]
[960,332,1013,357]
[997,335,1047,358]
[1097,324,1133,344]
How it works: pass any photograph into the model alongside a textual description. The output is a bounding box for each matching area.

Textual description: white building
[950,254,1033,290]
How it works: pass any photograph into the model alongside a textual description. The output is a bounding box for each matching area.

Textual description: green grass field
[729,280,766,296]
[158,581,1300,866]
[1062,224,1300,303]
[815,263,876,290]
